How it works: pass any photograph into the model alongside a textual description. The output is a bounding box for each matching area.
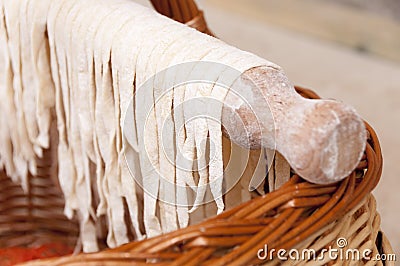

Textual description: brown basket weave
[18,87,393,266]
[0,0,394,265]
[0,130,79,250]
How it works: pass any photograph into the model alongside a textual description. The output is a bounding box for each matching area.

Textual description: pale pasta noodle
[0,0,288,252]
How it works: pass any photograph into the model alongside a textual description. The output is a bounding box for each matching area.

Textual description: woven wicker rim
[21,87,386,266]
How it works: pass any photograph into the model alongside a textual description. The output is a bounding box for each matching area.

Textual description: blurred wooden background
[205,0,400,62]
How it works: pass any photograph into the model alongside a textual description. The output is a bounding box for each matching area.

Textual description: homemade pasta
[0,0,288,252]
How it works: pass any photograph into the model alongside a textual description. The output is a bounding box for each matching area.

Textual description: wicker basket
[0,1,394,265]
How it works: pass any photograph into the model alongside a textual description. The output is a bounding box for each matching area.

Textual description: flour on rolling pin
[223,67,366,184]
[0,0,366,252]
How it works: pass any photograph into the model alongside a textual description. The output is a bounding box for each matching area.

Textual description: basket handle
[150,0,213,35]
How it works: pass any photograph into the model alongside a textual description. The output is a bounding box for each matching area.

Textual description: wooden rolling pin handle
[222,66,367,184]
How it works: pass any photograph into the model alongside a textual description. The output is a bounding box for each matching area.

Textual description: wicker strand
[18,88,394,266]
[150,0,214,35]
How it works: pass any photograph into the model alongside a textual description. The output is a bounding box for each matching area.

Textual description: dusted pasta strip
[47,1,81,241]
[19,0,55,157]
[51,0,99,252]
[78,0,117,219]
[3,0,36,188]
[19,0,40,157]
[106,0,164,241]
[186,48,256,215]
[165,31,228,227]
[134,15,165,238]
[0,3,17,179]
[151,23,188,234]
[223,140,250,209]
[30,0,54,150]
[188,47,238,214]
[111,16,145,240]
[76,2,111,249]
[93,1,137,247]
[67,0,102,252]
[273,152,291,190]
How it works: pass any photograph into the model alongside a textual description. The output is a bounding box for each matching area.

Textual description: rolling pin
[149,0,366,185]
[222,66,367,184]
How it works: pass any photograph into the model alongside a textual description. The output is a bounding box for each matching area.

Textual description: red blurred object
[0,243,73,266]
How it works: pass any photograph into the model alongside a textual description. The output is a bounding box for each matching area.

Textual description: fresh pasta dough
[0,0,290,252]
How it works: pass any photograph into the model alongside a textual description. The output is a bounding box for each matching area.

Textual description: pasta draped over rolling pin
[0,0,294,252]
